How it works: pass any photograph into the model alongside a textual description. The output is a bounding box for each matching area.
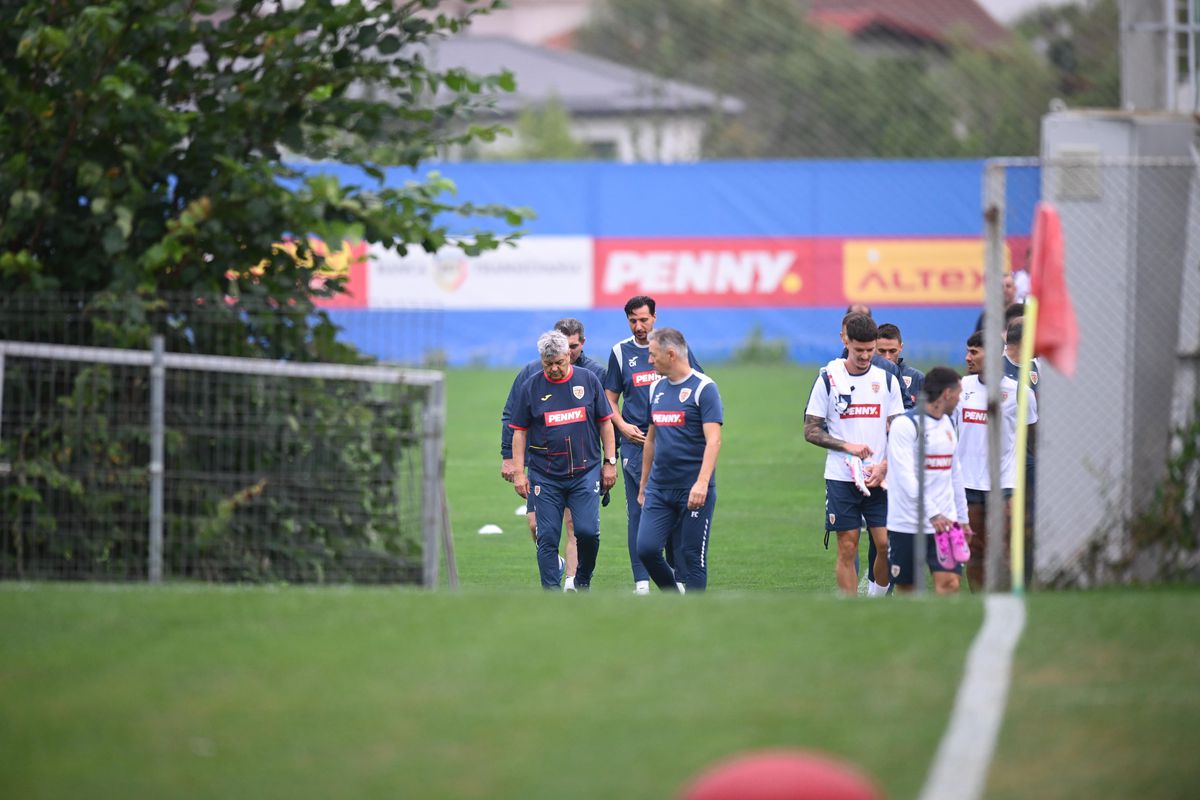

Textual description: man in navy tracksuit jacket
[510,330,618,589]
[500,318,607,589]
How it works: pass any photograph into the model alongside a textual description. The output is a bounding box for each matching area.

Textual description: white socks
[563,576,576,591]
[633,581,688,594]
[867,581,889,597]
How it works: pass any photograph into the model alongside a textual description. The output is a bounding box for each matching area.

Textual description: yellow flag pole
[1010,295,1039,596]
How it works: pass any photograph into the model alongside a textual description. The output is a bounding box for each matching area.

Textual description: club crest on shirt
[1030,371,1039,385]
[871,382,880,393]
[834,393,852,414]
[1002,391,1009,401]
[679,388,692,403]
[572,385,585,399]
[903,376,912,388]
[533,485,541,496]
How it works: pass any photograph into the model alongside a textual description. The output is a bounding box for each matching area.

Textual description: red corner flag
[1029,201,1078,377]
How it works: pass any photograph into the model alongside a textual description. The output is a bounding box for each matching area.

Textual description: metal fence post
[421,378,447,588]
[0,350,8,478]
[148,335,165,583]
[983,161,1008,593]
[915,410,927,595]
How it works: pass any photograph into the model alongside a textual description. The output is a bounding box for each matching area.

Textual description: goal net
[0,338,450,586]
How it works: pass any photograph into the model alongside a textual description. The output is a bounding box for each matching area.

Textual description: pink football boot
[949,523,971,563]
[932,530,956,570]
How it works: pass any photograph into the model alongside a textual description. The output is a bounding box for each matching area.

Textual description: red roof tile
[809,0,1009,48]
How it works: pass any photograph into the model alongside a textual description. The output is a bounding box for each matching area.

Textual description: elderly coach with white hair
[510,330,618,590]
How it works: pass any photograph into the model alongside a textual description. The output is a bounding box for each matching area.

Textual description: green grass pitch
[0,365,1195,799]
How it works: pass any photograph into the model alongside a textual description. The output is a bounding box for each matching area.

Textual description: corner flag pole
[1009,297,1038,596]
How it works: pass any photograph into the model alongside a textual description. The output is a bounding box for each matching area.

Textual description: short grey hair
[648,327,688,360]
[537,330,570,361]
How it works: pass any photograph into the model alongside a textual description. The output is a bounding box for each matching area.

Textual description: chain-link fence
[984,154,1200,587]
[0,294,453,587]
[0,292,447,369]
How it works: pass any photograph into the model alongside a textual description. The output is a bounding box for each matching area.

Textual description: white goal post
[0,336,457,588]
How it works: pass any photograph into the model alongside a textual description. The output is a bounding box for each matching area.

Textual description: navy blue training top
[500,351,606,458]
[605,337,703,444]
[509,365,613,478]
[646,371,724,489]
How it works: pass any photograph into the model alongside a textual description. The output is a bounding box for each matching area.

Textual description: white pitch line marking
[919,594,1027,800]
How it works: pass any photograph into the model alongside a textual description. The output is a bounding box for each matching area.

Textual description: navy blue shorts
[825,479,888,532]
[887,530,963,585]
[965,487,1013,506]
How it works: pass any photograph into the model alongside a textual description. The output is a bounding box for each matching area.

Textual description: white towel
[824,357,851,395]
[845,454,871,496]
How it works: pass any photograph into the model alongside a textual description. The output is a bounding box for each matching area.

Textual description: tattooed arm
[804,415,872,459]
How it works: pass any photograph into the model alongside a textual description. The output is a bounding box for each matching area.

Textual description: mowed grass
[1,586,1196,799]
[2,365,1196,799]
[989,588,1200,800]
[0,584,978,799]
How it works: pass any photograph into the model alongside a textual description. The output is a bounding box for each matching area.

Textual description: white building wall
[441,0,594,46]
[446,113,708,163]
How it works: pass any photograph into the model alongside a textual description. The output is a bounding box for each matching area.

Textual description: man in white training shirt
[955,331,1038,591]
[805,313,905,595]
[886,366,971,595]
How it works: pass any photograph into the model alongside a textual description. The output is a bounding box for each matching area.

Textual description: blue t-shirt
[647,371,724,489]
[500,351,606,458]
[605,337,703,443]
[509,365,613,477]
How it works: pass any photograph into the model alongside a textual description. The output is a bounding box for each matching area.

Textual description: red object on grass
[1028,201,1078,378]
[680,749,883,800]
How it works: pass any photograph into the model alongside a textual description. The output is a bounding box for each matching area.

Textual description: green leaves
[8,189,42,214]
[98,75,136,101]
[76,161,104,187]
[573,0,1060,158]
[1,0,524,300]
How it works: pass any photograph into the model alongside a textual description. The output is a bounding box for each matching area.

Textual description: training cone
[680,749,882,800]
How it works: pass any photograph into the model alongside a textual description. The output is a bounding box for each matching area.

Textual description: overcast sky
[978,0,1072,23]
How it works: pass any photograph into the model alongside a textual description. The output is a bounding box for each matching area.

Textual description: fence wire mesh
[986,156,1200,586]
[0,292,446,368]
[0,294,448,586]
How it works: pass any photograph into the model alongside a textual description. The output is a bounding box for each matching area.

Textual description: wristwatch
[604,456,618,465]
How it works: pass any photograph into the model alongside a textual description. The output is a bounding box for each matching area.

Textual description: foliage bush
[0,1,527,582]
[1,293,427,583]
